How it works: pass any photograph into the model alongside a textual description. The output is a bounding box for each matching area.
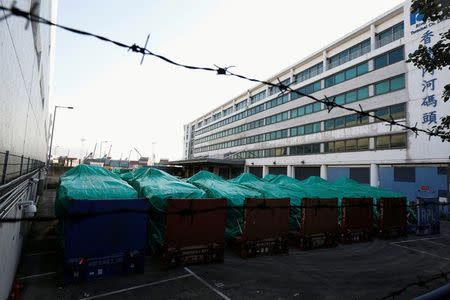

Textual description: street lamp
[47,105,74,166]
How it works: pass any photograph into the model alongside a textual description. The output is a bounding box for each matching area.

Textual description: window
[357,87,369,99]
[290,143,321,156]
[223,107,233,116]
[345,139,357,151]
[375,81,390,95]
[235,99,247,111]
[390,133,407,148]
[350,168,370,184]
[375,75,405,95]
[335,117,345,129]
[390,76,405,91]
[375,133,406,150]
[374,47,404,70]
[376,22,404,48]
[325,119,334,130]
[357,138,369,150]
[335,141,345,152]
[325,142,335,153]
[376,135,390,149]
[269,78,291,95]
[294,62,323,83]
[250,90,266,104]
[394,167,415,182]
[325,62,369,88]
[328,39,371,69]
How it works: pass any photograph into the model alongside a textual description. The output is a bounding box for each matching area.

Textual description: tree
[407,0,450,141]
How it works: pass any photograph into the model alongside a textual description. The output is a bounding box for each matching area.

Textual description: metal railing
[0,151,45,185]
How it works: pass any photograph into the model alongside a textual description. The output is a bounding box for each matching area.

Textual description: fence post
[26,157,30,173]
[19,155,24,176]
[1,151,9,184]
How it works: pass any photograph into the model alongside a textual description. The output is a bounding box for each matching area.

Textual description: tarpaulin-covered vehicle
[56,165,147,283]
[129,168,226,267]
[265,175,340,249]
[189,171,288,257]
[332,178,407,239]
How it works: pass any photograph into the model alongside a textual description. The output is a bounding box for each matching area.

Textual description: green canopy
[120,166,148,182]
[229,173,304,230]
[128,168,206,250]
[56,165,137,215]
[187,171,261,239]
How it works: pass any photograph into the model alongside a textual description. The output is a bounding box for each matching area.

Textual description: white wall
[0,0,54,162]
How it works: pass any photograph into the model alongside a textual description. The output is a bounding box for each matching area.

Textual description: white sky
[51,0,405,161]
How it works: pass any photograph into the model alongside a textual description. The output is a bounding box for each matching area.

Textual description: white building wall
[0,0,54,162]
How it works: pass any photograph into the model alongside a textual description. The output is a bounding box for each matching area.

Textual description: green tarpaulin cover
[120,167,148,182]
[187,171,261,239]
[56,165,138,217]
[128,168,206,250]
[266,174,410,223]
[229,173,304,230]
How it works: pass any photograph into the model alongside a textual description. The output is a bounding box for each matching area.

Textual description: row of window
[290,122,321,137]
[194,120,319,153]
[194,76,405,145]
[194,48,404,135]
[250,90,266,104]
[374,46,404,70]
[269,78,291,96]
[325,62,369,88]
[194,98,321,145]
[328,39,371,69]
[376,22,404,49]
[230,133,407,159]
[291,80,322,100]
[294,62,324,84]
[324,103,406,131]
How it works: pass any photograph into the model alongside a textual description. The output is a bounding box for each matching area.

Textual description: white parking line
[17,271,56,280]
[184,267,231,300]
[391,243,450,261]
[392,236,443,244]
[425,239,448,246]
[79,274,193,300]
[25,250,57,256]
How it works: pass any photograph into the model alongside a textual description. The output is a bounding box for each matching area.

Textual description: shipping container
[162,198,227,267]
[291,198,339,249]
[377,197,407,239]
[340,198,373,243]
[62,199,149,284]
[232,198,290,258]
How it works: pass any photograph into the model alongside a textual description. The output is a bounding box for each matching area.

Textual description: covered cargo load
[56,164,138,217]
[128,168,208,253]
[187,171,261,239]
[229,173,304,230]
[120,166,148,182]
[55,165,147,283]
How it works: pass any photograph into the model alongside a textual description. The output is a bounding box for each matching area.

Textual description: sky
[51,0,405,161]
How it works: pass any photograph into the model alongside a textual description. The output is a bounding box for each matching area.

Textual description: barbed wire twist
[0,4,447,141]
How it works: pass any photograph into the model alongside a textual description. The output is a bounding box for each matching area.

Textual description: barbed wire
[0,201,447,223]
[381,270,450,299]
[0,3,447,141]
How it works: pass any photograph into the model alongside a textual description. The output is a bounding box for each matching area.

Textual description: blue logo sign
[410,11,424,25]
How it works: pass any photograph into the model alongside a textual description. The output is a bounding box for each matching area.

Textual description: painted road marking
[79,274,193,300]
[393,236,443,244]
[184,267,231,300]
[17,271,56,280]
[25,250,57,256]
[391,243,450,261]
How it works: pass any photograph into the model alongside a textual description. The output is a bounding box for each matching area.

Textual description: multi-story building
[183,0,450,201]
[0,0,55,298]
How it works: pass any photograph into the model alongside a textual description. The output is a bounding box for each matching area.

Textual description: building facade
[183,0,450,202]
[0,0,56,298]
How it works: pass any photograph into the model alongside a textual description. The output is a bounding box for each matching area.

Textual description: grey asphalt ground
[14,189,450,300]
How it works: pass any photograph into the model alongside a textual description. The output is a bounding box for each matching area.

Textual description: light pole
[99,140,110,159]
[48,105,74,166]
